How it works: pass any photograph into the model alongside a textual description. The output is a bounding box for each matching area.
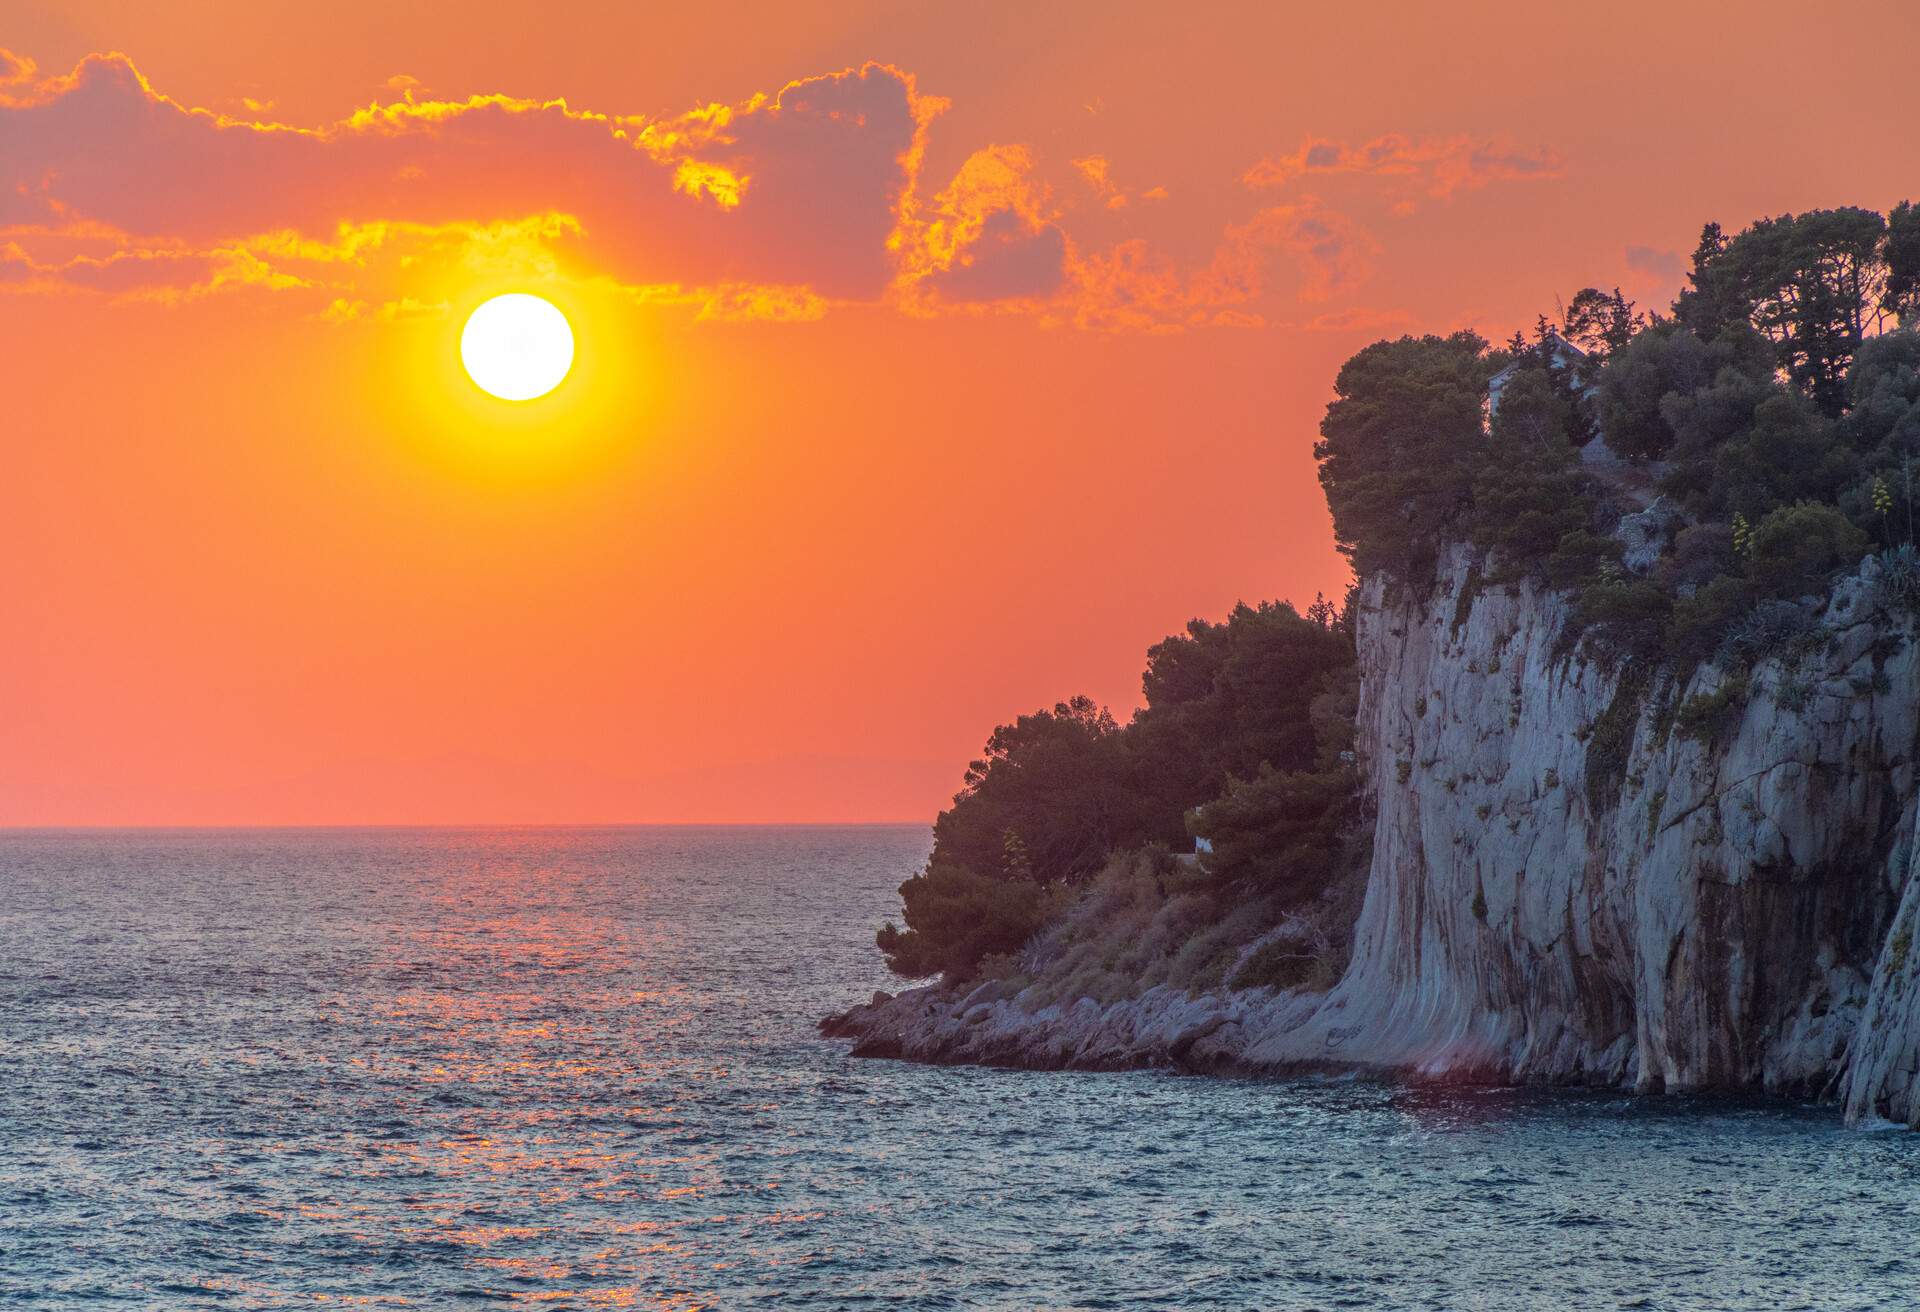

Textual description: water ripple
[1,826,1915,1309]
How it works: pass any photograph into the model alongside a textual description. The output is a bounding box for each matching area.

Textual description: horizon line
[0,819,937,833]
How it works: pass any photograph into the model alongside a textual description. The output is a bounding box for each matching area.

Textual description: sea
[1,826,1914,1309]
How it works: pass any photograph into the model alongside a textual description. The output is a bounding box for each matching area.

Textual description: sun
[460,293,575,401]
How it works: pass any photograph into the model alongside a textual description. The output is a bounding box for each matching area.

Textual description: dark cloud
[1625,244,1685,280]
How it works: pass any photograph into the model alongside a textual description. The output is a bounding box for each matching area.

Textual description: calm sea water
[1,826,1915,1310]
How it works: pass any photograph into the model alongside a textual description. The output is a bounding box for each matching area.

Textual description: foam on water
[1,827,1915,1309]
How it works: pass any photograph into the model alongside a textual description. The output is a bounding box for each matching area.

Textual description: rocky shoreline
[821,979,1329,1076]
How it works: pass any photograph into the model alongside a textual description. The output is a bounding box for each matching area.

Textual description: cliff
[827,543,1920,1125]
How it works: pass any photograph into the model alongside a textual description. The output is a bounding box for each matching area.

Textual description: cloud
[0,47,1419,335]
[318,295,449,323]
[1243,133,1563,206]
[1060,197,1377,331]
[0,234,312,302]
[695,283,828,323]
[1217,199,1378,302]
[1072,155,1123,210]
[1625,244,1685,281]
[0,48,35,89]
[894,144,1069,310]
[0,51,943,304]
[1069,154,1168,212]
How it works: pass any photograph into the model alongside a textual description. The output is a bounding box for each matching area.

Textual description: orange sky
[6,1,1919,825]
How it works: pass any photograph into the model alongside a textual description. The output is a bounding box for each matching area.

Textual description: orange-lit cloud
[1242,133,1563,206]
[0,52,940,308]
[1213,199,1378,302]
[894,144,1068,311]
[0,48,36,88]
[1061,196,1379,331]
[0,48,1433,332]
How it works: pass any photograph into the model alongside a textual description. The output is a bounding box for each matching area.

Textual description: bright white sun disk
[461,293,574,401]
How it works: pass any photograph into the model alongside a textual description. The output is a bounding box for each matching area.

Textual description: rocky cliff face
[1284,546,1917,1108]
[827,546,1920,1125]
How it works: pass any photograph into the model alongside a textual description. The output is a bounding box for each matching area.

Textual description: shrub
[1573,578,1671,661]
[1717,598,1817,668]
[1227,933,1321,993]
[1744,501,1869,598]
[1665,574,1756,664]
[1654,522,1735,591]
[1543,529,1623,590]
[1877,544,1920,610]
[1674,674,1751,743]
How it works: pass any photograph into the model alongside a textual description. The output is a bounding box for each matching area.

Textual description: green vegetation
[1183,763,1356,897]
[873,862,1060,980]
[1675,675,1751,744]
[877,596,1363,980]
[1317,203,1920,674]
[1583,667,1649,812]
[1008,846,1367,1005]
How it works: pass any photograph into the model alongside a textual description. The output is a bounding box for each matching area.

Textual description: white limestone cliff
[826,547,1920,1125]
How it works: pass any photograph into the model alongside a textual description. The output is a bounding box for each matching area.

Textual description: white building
[1486,331,1588,422]
[1486,331,1629,466]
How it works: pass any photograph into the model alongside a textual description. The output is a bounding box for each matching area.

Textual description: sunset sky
[7,1,1918,825]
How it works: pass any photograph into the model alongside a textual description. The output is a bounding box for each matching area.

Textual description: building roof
[1488,331,1587,390]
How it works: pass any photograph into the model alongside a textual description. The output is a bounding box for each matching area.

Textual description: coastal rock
[1615,497,1683,574]
[827,546,1920,1123]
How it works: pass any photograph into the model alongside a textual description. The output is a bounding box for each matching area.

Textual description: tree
[1591,321,1716,461]
[1465,366,1596,572]
[1679,208,1891,415]
[1510,316,1600,445]
[929,696,1128,884]
[1128,600,1355,838]
[1840,330,1920,544]
[1656,355,1786,512]
[1675,221,1739,339]
[1886,201,1920,326]
[928,602,1358,887]
[1562,286,1644,362]
[1844,329,1920,457]
[1708,392,1855,522]
[876,862,1051,979]
[1187,764,1356,899]
[1315,332,1492,579]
